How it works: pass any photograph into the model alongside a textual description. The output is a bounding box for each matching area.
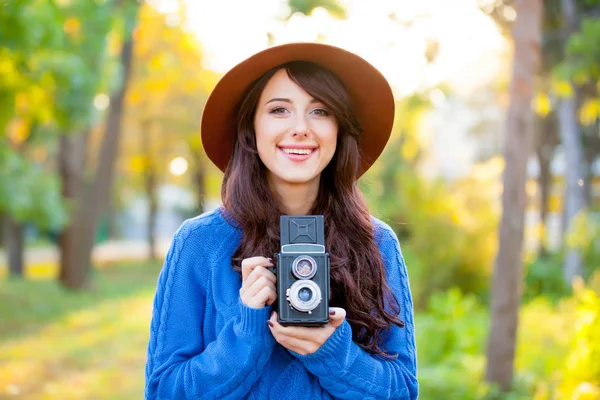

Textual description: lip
[277,145,318,162]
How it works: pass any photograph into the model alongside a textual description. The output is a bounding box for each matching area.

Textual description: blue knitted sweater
[145,207,418,399]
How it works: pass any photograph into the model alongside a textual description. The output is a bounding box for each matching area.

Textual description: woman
[145,43,418,400]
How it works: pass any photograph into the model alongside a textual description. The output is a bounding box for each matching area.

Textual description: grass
[0,261,163,400]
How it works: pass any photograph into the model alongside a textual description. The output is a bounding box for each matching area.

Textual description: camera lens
[298,287,312,302]
[292,256,317,279]
[287,280,322,313]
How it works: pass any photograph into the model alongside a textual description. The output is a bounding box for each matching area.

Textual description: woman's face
[254,68,338,189]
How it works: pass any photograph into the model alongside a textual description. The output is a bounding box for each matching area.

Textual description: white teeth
[282,148,313,155]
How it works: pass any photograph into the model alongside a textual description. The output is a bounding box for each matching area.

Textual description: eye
[311,108,331,117]
[269,107,288,115]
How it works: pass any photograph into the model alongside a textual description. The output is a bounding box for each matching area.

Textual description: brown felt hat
[200,42,395,177]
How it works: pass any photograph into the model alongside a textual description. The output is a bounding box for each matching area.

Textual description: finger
[270,329,318,355]
[273,323,333,341]
[269,314,332,341]
[245,276,276,298]
[246,265,276,286]
[327,307,347,328]
[242,266,267,291]
[255,285,277,307]
[241,256,273,281]
[244,285,276,308]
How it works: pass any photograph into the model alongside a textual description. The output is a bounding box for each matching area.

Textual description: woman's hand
[240,256,277,309]
[267,308,347,355]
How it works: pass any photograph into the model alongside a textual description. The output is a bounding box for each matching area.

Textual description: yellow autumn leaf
[553,81,574,98]
[129,155,148,173]
[149,55,164,72]
[401,137,419,161]
[579,99,600,126]
[533,92,552,117]
[144,79,170,94]
[0,51,21,86]
[7,118,30,145]
[28,86,54,123]
[63,17,80,36]
[127,90,142,106]
[15,92,28,113]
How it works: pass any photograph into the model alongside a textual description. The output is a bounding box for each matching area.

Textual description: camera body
[274,215,330,326]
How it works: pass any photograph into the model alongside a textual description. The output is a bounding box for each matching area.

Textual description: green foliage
[0,144,67,230]
[0,0,67,133]
[51,0,114,131]
[0,0,128,232]
[525,211,600,301]
[557,18,600,84]
[524,255,571,302]
[415,285,598,399]
[0,0,65,51]
[365,152,500,308]
[416,288,531,399]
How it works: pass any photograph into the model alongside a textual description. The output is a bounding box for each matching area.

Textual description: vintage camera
[273,215,330,326]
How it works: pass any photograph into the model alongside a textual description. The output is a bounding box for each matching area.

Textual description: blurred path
[0,240,171,279]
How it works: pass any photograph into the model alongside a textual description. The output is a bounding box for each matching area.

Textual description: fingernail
[267,320,274,327]
[329,309,336,316]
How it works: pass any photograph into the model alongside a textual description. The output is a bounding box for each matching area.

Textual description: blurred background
[0,0,599,398]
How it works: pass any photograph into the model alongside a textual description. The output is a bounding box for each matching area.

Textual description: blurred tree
[554,5,600,282]
[481,0,562,260]
[483,0,600,281]
[63,0,141,289]
[557,0,586,282]
[533,111,559,257]
[51,0,117,287]
[0,0,69,277]
[486,0,543,392]
[123,1,217,259]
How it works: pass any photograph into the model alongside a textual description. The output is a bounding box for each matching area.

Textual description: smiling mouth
[279,147,316,155]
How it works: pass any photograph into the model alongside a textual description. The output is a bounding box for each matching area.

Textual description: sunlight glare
[169,157,188,176]
[93,94,110,111]
[180,0,506,97]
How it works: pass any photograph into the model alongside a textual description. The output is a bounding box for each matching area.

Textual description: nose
[292,114,309,138]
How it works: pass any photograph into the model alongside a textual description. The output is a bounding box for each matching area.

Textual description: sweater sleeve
[290,226,418,400]
[145,221,276,400]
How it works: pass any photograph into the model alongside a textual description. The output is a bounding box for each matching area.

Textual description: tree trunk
[62,9,138,290]
[142,121,158,261]
[536,143,551,258]
[535,114,558,258]
[558,0,584,283]
[582,132,600,207]
[485,0,543,392]
[58,131,89,283]
[191,147,206,214]
[5,216,24,278]
[146,167,158,261]
[106,191,119,240]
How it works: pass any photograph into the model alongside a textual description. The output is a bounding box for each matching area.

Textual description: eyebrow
[265,98,321,104]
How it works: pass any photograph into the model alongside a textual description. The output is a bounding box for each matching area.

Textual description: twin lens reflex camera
[272,215,330,326]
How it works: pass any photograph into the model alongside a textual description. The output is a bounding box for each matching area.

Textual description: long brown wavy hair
[221,61,404,358]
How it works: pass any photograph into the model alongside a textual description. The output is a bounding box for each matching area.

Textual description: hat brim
[200,42,395,177]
